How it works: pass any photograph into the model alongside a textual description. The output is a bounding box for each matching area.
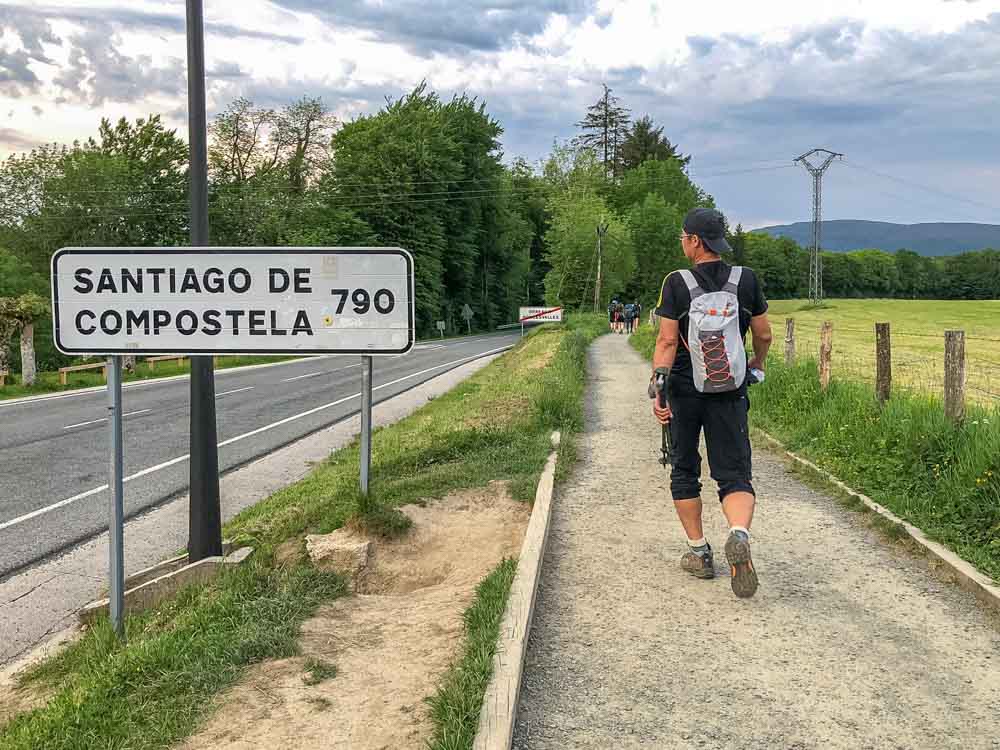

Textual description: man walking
[649,208,772,598]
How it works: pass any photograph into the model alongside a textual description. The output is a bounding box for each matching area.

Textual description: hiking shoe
[681,548,715,579]
[725,531,759,598]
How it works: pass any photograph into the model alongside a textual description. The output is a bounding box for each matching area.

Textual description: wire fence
[785,318,1000,408]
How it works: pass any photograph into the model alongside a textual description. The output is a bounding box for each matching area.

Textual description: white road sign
[518,306,563,323]
[51,247,414,356]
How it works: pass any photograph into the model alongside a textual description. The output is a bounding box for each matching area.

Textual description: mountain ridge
[753,220,1000,256]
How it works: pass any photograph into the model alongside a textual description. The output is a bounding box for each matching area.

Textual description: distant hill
[753,220,1000,256]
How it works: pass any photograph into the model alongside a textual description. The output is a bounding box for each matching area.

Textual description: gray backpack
[678,267,746,393]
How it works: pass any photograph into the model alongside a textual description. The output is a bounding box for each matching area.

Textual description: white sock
[687,536,708,549]
[730,526,750,540]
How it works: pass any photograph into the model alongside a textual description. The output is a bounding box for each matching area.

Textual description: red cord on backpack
[701,334,733,384]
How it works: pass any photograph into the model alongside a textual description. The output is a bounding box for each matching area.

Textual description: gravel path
[513,334,1000,750]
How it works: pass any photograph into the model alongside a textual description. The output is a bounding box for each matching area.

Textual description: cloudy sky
[2,0,1000,228]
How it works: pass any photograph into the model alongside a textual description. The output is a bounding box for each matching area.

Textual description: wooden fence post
[875,322,891,405]
[784,318,795,367]
[944,330,966,424]
[819,321,833,391]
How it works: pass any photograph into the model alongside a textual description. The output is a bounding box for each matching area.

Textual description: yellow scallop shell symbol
[323,315,333,327]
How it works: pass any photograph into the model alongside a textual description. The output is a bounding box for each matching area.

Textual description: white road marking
[216,387,255,398]
[280,371,322,383]
[62,409,152,430]
[280,364,361,383]
[0,355,335,408]
[1,345,511,533]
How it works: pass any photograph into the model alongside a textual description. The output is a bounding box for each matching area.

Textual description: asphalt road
[0,332,518,577]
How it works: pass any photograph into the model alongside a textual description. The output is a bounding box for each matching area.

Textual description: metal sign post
[51,247,415,608]
[106,355,125,636]
[185,0,221,564]
[360,356,373,495]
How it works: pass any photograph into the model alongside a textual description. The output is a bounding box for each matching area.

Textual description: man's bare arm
[748,312,773,370]
[653,316,680,376]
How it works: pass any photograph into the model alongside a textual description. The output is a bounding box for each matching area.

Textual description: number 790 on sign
[330,288,396,315]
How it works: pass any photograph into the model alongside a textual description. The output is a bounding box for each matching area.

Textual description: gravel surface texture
[513,333,1000,750]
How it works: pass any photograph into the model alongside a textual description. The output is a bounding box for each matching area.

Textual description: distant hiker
[614,301,626,334]
[633,300,642,333]
[608,298,619,332]
[648,207,773,598]
[623,301,637,334]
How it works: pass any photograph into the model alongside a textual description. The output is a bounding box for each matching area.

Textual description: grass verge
[0,354,300,400]
[426,557,518,750]
[0,330,502,401]
[629,328,1000,582]
[1,313,605,749]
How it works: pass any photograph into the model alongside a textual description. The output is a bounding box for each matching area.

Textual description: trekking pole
[653,367,674,468]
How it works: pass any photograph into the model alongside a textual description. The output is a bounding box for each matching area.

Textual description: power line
[842,160,1000,215]
[3,163,804,221]
[0,160,801,198]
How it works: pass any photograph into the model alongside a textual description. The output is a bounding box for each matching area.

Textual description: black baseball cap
[683,207,732,254]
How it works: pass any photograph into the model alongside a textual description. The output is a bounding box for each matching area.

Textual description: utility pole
[794,148,843,305]
[185,0,222,561]
[593,220,609,313]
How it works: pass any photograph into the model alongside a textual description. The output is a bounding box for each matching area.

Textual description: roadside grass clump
[631,324,1000,581]
[426,557,518,750]
[302,658,338,686]
[1,315,606,749]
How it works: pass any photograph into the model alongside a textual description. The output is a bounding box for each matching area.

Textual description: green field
[766,299,1000,405]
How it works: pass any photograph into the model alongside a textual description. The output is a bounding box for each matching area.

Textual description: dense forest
[1,82,998,373]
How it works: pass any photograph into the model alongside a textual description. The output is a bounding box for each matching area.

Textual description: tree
[621,115,688,171]
[208,97,279,184]
[0,117,188,371]
[330,83,530,332]
[626,194,684,302]
[0,293,47,385]
[508,158,551,306]
[543,189,633,310]
[574,84,631,180]
[729,223,747,266]
[613,158,712,217]
[271,97,336,191]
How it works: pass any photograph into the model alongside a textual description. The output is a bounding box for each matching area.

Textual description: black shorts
[667,378,754,502]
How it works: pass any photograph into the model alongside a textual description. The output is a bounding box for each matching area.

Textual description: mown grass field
[766,299,1000,404]
[0,314,606,750]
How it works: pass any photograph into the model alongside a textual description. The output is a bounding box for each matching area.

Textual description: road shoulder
[0,353,502,669]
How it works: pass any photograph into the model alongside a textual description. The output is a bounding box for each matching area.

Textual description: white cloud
[2,0,1000,225]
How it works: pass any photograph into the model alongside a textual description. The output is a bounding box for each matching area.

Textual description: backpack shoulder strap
[678,269,704,300]
[723,266,743,294]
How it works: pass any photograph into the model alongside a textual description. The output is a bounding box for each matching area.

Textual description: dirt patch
[180,481,529,750]
[0,682,50,726]
[0,626,79,726]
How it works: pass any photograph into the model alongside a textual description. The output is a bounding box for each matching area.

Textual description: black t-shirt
[655,261,768,390]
